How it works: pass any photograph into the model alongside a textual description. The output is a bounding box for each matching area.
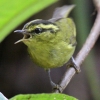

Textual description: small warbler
[14,5,80,91]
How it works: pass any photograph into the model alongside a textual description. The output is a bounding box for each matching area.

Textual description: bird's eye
[34,28,43,34]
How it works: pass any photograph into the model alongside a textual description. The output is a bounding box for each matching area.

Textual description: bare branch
[54,0,100,93]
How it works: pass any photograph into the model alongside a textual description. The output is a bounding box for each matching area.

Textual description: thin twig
[54,0,100,93]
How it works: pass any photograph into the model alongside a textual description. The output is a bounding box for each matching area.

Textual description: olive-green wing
[55,18,76,47]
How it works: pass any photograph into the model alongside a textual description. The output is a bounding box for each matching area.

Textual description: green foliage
[0,0,57,42]
[0,92,78,100]
[10,93,78,100]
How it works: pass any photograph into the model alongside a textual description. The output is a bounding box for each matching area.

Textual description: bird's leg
[68,57,81,73]
[47,69,62,93]
[48,69,56,87]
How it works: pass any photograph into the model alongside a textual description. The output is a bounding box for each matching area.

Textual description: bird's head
[14,19,59,44]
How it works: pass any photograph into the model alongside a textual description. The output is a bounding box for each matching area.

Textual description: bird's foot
[52,83,63,93]
[67,57,81,73]
[47,69,63,92]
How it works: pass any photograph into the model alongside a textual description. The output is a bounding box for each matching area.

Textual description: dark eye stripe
[30,28,43,34]
[34,28,43,34]
[30,28,56,34]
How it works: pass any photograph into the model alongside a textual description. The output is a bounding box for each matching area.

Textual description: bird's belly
[28,44,75,69]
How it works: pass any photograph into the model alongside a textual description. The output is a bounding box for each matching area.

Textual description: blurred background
[0,0,100,100]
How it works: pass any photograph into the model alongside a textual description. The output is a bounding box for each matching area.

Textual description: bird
[14,5,80,91]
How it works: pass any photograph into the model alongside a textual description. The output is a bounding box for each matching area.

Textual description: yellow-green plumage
[14,5,76,70]
[21,18,76,69]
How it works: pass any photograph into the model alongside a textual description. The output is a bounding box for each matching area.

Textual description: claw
[47,69,63,93]
[52,84,63,93]
[67,57,81,73]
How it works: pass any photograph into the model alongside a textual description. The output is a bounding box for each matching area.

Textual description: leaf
[9,93,78,100]
[0,92,8,100]
[0,0,57,42]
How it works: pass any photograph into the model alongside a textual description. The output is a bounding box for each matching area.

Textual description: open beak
[14,30,32,44]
